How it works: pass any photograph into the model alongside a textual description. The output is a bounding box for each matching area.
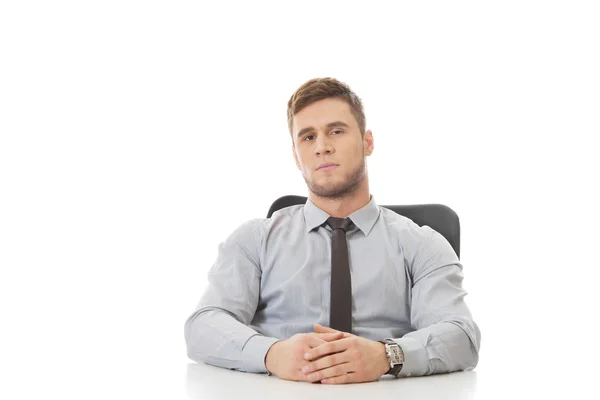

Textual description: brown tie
[326,217,354,333]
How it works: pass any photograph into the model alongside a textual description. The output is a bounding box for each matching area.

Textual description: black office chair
[267,195,461,259]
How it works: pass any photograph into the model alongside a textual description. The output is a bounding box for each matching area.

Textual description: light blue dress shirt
[185,195,480,377]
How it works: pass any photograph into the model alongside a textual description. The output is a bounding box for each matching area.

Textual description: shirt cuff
[241,334,281,373]
[389,336,429,377]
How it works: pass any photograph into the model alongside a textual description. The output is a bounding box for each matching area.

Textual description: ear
[292,145,301,170]
[364,130,374,156]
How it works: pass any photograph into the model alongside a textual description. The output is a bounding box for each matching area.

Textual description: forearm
[184,308,280,373]
[393,319,480,377]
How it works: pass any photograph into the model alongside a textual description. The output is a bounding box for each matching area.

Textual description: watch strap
[387,363,403,376]
[379,339,404,377]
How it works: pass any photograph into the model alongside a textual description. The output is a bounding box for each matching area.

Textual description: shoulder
[378,207,455,266]
[264,204,305,232]
[378,206,435,244]
[269,204,304,221]
[225,204,304,245]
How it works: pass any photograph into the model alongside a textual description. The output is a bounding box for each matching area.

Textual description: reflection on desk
[186,362,477,400]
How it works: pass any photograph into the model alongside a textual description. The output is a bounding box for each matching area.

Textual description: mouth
[317,163,339,172]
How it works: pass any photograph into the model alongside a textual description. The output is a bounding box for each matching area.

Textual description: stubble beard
[305,158,366,200]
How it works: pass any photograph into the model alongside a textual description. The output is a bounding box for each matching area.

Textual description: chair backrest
[267,195,461,259]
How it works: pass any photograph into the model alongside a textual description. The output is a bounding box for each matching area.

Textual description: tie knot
[326,217,354,233]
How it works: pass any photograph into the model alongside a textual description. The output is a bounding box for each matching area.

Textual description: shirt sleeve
[390,228,481,377]
[184,219,280,373]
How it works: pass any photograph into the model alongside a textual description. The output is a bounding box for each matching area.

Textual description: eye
[303,134,315,141]
[331,129,343,135]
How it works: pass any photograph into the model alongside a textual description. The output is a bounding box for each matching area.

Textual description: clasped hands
[265,323,390,384]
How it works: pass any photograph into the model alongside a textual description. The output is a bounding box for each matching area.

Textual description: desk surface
[184,361,597,400]
[186,362,478,400]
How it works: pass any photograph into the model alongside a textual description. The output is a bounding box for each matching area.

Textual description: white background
[1,1,599,399]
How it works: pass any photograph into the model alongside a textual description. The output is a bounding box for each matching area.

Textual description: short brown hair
[287,77,366,140]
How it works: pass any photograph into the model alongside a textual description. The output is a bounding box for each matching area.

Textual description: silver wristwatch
[379,339,404,377]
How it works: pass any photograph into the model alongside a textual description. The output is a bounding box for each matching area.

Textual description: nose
[314,134,334,156]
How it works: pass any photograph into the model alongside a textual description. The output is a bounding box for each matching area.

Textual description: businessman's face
[292,98,373,198]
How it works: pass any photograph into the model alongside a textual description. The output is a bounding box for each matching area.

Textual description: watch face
[389,345,403,364]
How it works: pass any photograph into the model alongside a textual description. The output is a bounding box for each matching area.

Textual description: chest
[259,230,412,315]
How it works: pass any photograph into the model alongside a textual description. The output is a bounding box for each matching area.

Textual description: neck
[308,176,371,218]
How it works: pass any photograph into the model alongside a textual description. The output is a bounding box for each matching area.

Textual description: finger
[304,337,350,360]
[321,373,355,385]
[313,332,344,340]
[314,324,352,338]
[314,323,338,333]
[307,332,343,348]
[318,332,345,342]
[302,352,348,374]
[305,362,354,383]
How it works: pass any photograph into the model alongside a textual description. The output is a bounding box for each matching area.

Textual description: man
[184,77,480,384]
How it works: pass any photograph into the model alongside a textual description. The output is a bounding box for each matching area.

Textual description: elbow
[186,344,207,364]
[463,343,479,371]
[184,311,209,363]
[441,332,479,374]
[446,318,481,372]
[468,320,481,370]
[460,320,481,371]
[185,328,205,364]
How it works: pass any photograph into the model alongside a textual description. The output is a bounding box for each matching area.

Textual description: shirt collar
[303,195,381,236]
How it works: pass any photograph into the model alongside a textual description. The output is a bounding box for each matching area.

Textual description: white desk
[186,362,478,400]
